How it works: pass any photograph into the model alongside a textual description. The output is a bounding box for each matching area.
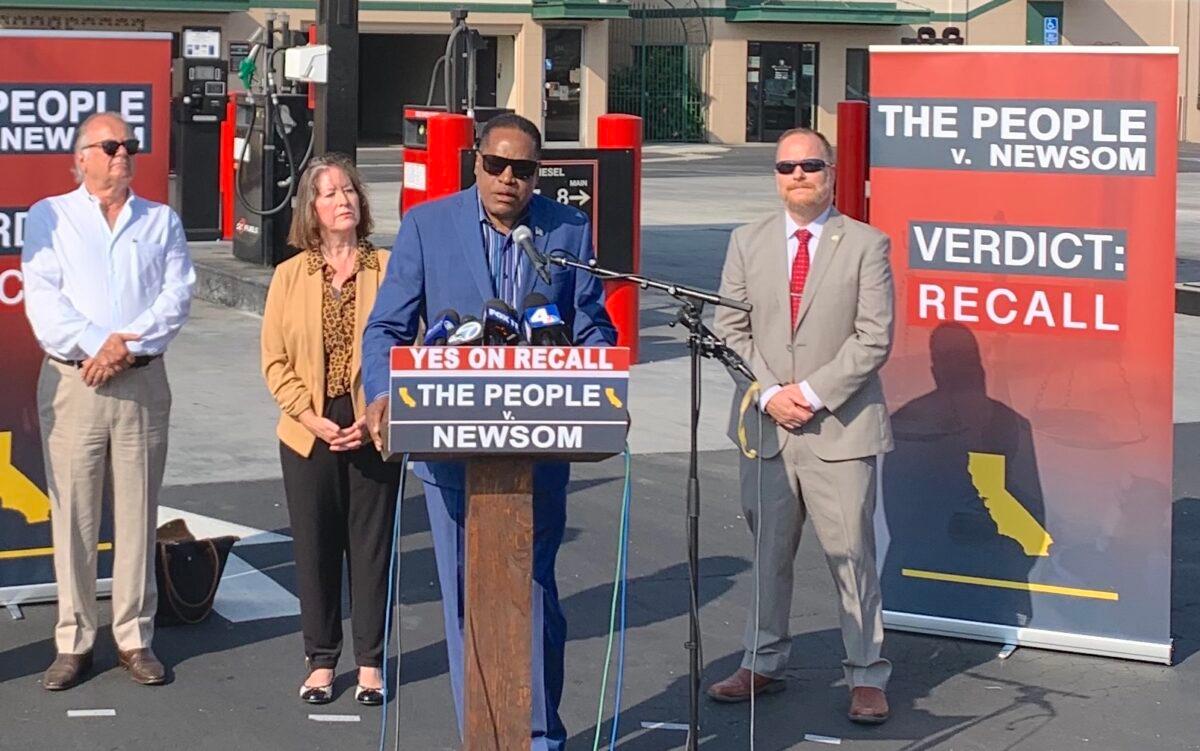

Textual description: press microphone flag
[447,315,484,345]
[423,309,460,346]
[521,292,572,346]
[482,299,522,345]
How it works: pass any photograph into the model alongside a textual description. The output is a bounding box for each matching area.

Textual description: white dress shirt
[759,206,831,413]
[20,183,195,360]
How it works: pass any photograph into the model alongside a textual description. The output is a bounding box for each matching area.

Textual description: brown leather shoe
[705,667,786,704]
[118,648,166,686]
[848,686,890,724]
[42,652,93,691]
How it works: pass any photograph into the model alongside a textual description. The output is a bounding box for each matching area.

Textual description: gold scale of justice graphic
[0,431,113,562]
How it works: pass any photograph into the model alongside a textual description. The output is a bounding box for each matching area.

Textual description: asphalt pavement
[1,146,1198,751]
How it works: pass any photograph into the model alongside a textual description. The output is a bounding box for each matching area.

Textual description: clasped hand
[81,332,139,387]
[301,412,368,452]
[765,384,814,431]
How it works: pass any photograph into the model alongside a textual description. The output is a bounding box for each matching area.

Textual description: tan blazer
[714,208,894,461]
[261,248,391,457]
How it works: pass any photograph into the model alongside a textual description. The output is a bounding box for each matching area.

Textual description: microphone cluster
[423,293,572,348]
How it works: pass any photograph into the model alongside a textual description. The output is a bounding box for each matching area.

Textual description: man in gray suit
[708,128,894,723]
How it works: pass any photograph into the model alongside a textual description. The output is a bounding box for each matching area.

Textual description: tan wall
[580,20,608,147]
[707,36,746,144]
[960,0,1027,45]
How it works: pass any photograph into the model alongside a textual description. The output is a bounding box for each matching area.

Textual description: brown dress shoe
[706,667,786,704]
[118,648,166,686]
[848,686,890,724]
[42,652,93,691]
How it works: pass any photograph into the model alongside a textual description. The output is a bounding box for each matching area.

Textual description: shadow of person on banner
[881,322,1047,629]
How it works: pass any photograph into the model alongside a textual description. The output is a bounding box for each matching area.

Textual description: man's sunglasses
[480,154,538,180]
[775,158,832,175]
[83,139,141,157]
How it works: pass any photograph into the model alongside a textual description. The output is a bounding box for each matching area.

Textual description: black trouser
[279,394,401,669]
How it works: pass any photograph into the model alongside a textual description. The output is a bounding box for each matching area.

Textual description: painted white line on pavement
[804,734,842,745]
[309,714,361,722]
[640,721,689,731]
[212,553,302,623]
[158,506,291,546]
[68,709,116,718]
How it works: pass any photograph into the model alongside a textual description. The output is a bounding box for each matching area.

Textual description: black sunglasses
[480,154,538,181]
[775,158,832,175]
[83,138,141,157]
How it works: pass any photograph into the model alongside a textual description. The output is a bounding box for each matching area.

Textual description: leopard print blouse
[304,243,380,398]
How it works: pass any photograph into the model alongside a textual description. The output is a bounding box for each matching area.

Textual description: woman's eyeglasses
[83,139,141,157]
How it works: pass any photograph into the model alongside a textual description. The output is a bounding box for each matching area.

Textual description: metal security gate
[608,2,708,142]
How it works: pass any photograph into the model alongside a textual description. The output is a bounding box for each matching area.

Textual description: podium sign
[387,346,630,460]
[388,344,629,749]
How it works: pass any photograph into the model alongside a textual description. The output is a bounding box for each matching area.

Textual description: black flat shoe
[355,685,384,706]
[300,682,334,704]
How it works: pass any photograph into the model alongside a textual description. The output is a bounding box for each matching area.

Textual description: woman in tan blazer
[261,153,399,707]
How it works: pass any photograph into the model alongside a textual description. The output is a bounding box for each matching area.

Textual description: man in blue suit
[363,113,616,750]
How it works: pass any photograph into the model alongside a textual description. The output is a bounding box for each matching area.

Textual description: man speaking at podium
[362,113,615,749]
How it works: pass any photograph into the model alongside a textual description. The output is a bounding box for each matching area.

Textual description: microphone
[511,225,551,284]
[521,292,572,346]
[446,314,484,345]
[422,308,460,346]
[482,299,522,345]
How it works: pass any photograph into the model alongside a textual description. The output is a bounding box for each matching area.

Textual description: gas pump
[230,12,320,266]
[170,27,228,241]
[400,10,511,217]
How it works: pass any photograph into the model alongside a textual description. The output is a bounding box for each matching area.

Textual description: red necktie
[790,228,812,328]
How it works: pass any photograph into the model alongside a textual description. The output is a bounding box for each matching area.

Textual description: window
[845,48,868,101]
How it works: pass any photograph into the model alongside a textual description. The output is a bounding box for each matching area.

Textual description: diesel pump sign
[0,84,152,154]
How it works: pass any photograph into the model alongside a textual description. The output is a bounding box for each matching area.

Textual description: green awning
[531,0,629,19]
[726,0,931,24]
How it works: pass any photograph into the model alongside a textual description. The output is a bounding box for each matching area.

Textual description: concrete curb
[190,241,271,316]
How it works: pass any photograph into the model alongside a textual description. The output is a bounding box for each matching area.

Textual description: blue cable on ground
[592,446,633,751]
[379,454,409,751]
[609,447,632,750]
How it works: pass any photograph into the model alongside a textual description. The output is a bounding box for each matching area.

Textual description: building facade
[2,0,1197,144]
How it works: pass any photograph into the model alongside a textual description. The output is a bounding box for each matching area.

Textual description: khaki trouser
[739,436,892,690]
[37,357,171,655]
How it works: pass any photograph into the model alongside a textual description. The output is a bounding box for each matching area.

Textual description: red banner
[870,47,1176,662]
[0,31,171,598]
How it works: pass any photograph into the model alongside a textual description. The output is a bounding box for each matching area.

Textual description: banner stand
[870,45,1177,665]
[0,31,173,606]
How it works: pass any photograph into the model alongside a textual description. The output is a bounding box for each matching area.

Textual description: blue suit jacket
[363,186,617,490]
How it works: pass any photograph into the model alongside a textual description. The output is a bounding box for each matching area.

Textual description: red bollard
[219,92,240,240]
[597,114,642,363]
[425,113,475,202]
[835,101,869,223]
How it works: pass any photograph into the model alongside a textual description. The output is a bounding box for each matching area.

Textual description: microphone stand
[546,251,754,751]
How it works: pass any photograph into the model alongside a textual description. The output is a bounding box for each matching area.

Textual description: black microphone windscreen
[521,291,550,310]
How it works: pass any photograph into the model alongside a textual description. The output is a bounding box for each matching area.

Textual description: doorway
[746,41,818,142]
[544,28,583,142]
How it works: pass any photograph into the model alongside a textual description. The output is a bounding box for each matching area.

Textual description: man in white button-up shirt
[20,112,194,691]
[710,128,895,723]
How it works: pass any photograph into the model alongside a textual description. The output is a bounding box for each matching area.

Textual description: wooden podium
[387,345,630,749]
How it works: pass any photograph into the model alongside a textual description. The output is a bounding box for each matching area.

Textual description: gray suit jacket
[714,208,895,461]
